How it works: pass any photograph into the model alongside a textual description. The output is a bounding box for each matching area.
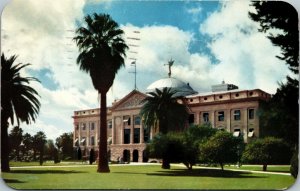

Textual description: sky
[1,0,299,141]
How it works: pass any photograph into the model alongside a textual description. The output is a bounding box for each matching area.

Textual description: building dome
[146,77,198,97]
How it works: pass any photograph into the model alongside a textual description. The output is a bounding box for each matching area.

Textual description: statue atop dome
[164,59,174,78]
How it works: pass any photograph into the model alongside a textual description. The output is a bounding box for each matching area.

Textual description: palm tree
[73,13,128,173]
[1,53,40,172]
[140,87,189,168]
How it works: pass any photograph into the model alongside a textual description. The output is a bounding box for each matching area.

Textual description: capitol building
[72,63,270,163]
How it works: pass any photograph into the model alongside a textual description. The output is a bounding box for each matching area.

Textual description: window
[218,111,225,121]
[233,129,240,137]
[203,112,209,122]
[248,109,255,119]
[189,114,195,124]
[82,123,86,130]
[108,120,112,129]
[74,138,79,146]
[190,99,193,102]
[90,122,95,130]
[235,93,239,97]
[134,128,140,143]
[219,95,223,99]
[123,116,131,126]
[134,116,141,125]
[248,128,254,137]
[124,129,130,144]
[76,125,79,131]
[144,128,149,143]
[90,136,95,146]
[80,137,86,145]
[234,110,241,121]
[204,97,207,101]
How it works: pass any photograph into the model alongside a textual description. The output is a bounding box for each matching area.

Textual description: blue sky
[1,0,297,141]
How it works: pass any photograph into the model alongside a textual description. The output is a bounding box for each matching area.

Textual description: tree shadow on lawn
[9,169,86,174]
[3,179,26,183]
[146,168,265,178]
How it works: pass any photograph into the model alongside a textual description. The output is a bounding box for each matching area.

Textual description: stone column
[243,108,248,142]
[226,109,231,131]
[140,123,144,144]
[130,115,134,144]
[196,112,200,125]
[87,122,90,147]
[211,111,215,128]
[139,150,143,162]
[112,117,115,144]
[121,116,124,144]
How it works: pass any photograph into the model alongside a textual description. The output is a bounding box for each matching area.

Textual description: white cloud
[2,0,92,140]
[199,0,290,93]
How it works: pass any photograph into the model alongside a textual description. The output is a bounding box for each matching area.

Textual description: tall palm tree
[1,53,40,172]
[73,13,128,173]
[140,87,189,168]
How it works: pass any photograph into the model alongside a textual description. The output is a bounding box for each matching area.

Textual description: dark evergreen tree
[8,126,23,161]
[249,1,298,74]
[249,1,299,152]
[89,149,95,165]
[77,147,82,160]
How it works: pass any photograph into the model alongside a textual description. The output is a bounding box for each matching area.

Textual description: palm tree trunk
[97,92,110,173]
[1,114,10,172]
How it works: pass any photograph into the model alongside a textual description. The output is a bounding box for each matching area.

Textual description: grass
[1,164,296,190]
[9,160,88,167]
[224,164,291,173]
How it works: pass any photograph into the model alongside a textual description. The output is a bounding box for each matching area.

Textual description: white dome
[146,77,198,97]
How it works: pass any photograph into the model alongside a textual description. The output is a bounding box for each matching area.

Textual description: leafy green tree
[33,131,47,165]
[147,133,185,169]
[74,13,128,173]
[242,137,291,171]
[200,131,244,170]
[8,126,23,161]
[1,53,41,172]
[147,125,218,170]
[55,132,73,160]
[140,87,189,168]
[182,124,217,169]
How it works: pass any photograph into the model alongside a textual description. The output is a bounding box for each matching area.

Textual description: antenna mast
[127,30,140,90]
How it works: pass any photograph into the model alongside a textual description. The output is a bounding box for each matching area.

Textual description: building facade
[72,81,270,163]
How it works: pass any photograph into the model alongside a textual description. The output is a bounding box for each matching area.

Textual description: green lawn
[224,165,291,173]
[1,164,296,190]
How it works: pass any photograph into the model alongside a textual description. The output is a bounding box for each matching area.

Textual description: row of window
[123,116,141,126]
[189,92,255,102]
[74,136,113,146]
[75,120,113,131]
[124,128,149,144]
[196,109,255,123]
[233,128,255,138]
